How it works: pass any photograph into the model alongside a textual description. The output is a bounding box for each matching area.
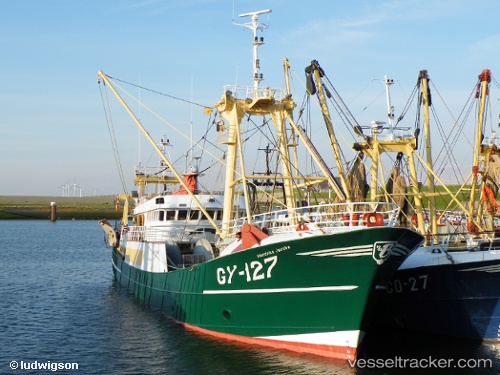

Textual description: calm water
[1,220,499,374]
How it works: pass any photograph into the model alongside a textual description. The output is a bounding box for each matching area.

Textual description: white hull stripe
[334,252,372,257]
[310,249,373,257]
[203,285,358,295]
[459,264,500,273]
[258,330,362,347]
[297,243,411,258]
[297,245,371,257]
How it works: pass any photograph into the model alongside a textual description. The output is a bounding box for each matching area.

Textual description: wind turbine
[58,182,70,197]
[71,179,82,197]
[58,184,65,197]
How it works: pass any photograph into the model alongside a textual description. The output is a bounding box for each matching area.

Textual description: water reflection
[1,221,499,375]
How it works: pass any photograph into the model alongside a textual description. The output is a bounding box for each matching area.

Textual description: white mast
[234,9,272,92]
[384,75,395,140]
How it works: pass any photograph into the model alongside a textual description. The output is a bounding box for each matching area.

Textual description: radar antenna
[233,9,272,91]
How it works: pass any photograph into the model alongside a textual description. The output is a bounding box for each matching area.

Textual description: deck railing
[222,85,282,101]
[224,202,401,236]
[124,225,217,243]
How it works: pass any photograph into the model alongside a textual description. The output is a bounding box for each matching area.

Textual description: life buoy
[363,213,384,227]
[296,222,309,231]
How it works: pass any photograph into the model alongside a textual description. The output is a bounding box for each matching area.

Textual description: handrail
[224,202,401,235]
[222,85,282,101]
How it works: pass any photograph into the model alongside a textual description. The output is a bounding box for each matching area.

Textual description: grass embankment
[307,185,468,212]
[0,196,122,220]
[0,186,469,221]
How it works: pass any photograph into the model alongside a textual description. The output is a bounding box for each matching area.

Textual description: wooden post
[50,202,57,222]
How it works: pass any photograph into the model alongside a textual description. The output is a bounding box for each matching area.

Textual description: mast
[218,9,275,237]
[234,9,271,93]
[353,73,425,232]
[217,10,365,238]
[419,70,437,237]
[283,60,344,196]
[234,8,295,216]
[216,94,243,237]
[234,10,296,219]
[283,58,301,185]
[469,69,492,230]
[305,60,350,202]
[384,76,395,140]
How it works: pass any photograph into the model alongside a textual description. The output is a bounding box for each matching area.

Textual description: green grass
[0,184,475,220]
[303,184,473,212]
[0,201,121,220]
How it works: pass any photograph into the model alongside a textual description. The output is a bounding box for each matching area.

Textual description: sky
[1,0,500,197]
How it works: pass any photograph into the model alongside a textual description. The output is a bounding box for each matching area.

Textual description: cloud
[289,0,462,42]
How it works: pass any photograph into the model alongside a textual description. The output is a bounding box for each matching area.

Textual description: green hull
[111,227,422,358]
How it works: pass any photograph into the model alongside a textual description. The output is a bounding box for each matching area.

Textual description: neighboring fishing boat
[99,135,228,268]
[360,69,500,341]
[97,10,423,359]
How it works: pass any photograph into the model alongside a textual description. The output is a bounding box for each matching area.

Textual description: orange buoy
[296,222,309,231]
[351,213,359,226]
[342,214,350,226]
[363,213,384,227]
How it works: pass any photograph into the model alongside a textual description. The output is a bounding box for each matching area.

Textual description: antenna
[384,75,395,139]
[138,73,142,170]
[233,9,272,91]
[190,76,194,169]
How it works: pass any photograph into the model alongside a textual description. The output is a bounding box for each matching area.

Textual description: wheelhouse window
[201,209,217,220]
[177,210,188,220]
[189,210,199,220]
[166,210,176,220]
[159,210,165,221]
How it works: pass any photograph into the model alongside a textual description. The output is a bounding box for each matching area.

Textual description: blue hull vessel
[376,246,500,341]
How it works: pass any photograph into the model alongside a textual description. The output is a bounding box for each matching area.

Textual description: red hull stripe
[179,319,357,360]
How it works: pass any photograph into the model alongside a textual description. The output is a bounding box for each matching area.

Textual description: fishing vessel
[359,69,500,341]
[97,10,423,359]
[99,135,228,267]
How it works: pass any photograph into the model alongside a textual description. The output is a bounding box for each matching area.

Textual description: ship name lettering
[385,274,428,294]
[257,251,275,258]
[216,265,237,285]
[264,255,278,277]
[216,256,278,285]
[275,245,290,253]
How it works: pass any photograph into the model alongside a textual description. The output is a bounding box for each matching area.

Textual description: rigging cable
[98,82,129,195]
[105,76,233,181]
[429,104,466,186]
[106,75,209,109]
[415,79,460,185]
[394,85,418,128]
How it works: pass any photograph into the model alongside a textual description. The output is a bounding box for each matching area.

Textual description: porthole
[222,309,232,321]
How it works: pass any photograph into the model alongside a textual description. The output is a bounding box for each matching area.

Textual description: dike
[0,195,122,220]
